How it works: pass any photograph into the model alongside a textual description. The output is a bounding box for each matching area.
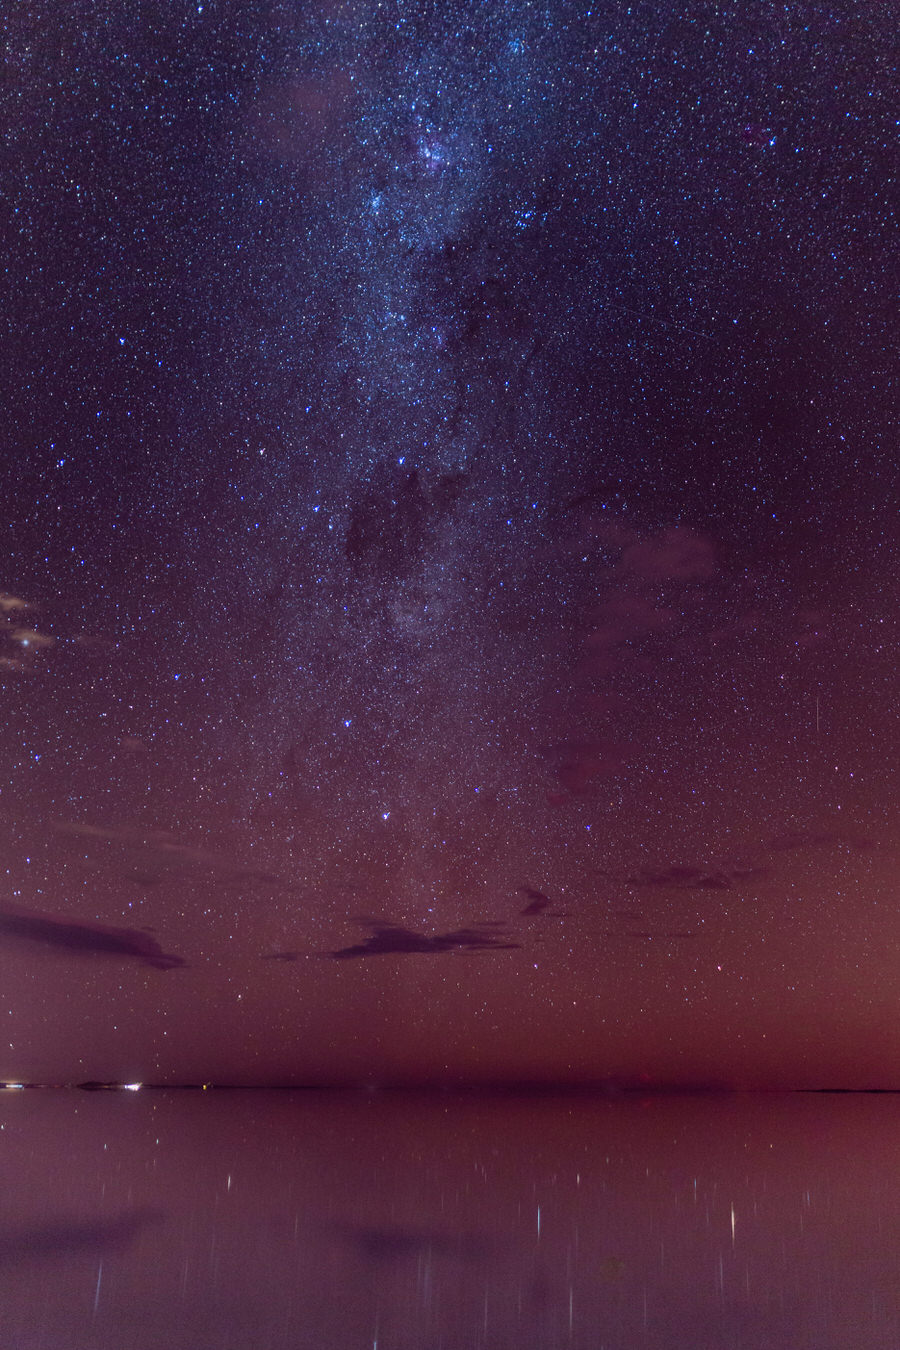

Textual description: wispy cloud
[0,592,30,614]
[7,627,55,648]
[620,527,717,584]
[56,821,291,890]
[542,738,631,804]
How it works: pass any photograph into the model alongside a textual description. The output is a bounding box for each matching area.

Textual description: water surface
[2,1089,898,1348]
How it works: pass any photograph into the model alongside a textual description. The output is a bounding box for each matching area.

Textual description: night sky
[1,0,896,1088]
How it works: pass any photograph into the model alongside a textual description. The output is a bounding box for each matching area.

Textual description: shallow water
[2,1088,898,1348]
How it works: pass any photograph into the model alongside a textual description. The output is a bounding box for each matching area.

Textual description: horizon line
[4,1080,900,1095]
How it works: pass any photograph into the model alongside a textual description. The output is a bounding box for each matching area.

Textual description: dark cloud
[728,866,770,883]
[519,887,552,916]
[0,906,186,970]
[618,863,770,891]
[261,951,304,962]
[342,1224,492,1265]
[0,1209,163,1267]
[327,920,520,960]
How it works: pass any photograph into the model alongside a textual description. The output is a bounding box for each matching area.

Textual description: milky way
[0,1,895,1085]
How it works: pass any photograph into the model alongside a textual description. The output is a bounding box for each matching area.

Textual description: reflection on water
[2,1089,899,1348]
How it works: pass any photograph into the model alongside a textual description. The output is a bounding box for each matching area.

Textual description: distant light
[122,1083,142,1091]
[381,812,390,821]
[1,1083,24,1091]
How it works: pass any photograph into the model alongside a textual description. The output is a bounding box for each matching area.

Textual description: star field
[0,0,896,1086]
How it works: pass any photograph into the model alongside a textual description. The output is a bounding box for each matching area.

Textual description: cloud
[518,887,552,916]
[580,594,677,674]
[620,527,717,583]
[71,633,117,651]
[642,863,768,890]
[326,920,520,960]
[118,736,149,752]
[0,593,29,614]
[56,821,290,890]
[542,738,631,803]
[247,70,355,169]
[597,930,697,940]
[7,627,55,648]
[0,599,117,673]
[0,616,57,675]
[790,608,831,650]
[623,865,736,891]
[0,1209,163,1267]
[770,829,875,853]
[342,1224,492,1264]
[707,610,764,646]
[557,513,717,585]
[561,523,722,687]
[556,501,636,555]
[0,905,186,970]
